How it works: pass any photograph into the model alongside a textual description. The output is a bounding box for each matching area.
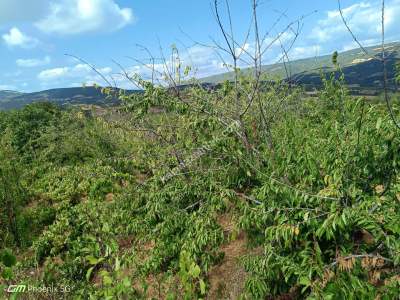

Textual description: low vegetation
[0,52,399,299]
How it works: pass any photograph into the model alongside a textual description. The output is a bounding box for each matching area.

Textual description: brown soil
[105,193,114,202]
[118,235,135,251]
[207,214,255,300]
[135,172,149,185]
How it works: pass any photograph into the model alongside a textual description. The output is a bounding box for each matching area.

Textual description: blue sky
[1,0,399,92]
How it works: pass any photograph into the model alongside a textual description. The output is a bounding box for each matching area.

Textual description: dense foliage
[0,64,399,299]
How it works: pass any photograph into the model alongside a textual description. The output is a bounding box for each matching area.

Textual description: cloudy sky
[0,0,399,92]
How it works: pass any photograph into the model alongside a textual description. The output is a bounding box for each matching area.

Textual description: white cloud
[341,38,381,51]
[38,64,113,84]
[121,40,309,84]
[2,27,39,48]
[108,45,228,87]
[229,31,300,66]
[288,45,322,60]
[36,0,134,35]
[0,84,17,91]
[0,0,48,25]
[311,0,400,43]
[124,45,228,81]
[183,45,227,76]
[38,67,69,81]
[16,56,51,68]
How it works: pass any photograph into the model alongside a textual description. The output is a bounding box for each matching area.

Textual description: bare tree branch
[65,54,113,87]
[380,0,400,130]
[337,0,374,59]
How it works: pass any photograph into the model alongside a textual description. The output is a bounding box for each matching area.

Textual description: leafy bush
[0,131,27,248]
[6,102,60,159]
[1,55,399,299]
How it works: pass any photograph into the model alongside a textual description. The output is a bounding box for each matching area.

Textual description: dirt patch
[137,240,155,260]
[81,193,88,202]
[105,193,114,202]
[207,231,249,299]
[133,274,175,299]
[130,239,182,298]
[217,214,235,236]
[120,179,129,187]
[207,214,250,300]
[135,173,149,185]
[118,235,135,251]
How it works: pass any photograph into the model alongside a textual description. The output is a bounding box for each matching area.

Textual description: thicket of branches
[1,0,400,299]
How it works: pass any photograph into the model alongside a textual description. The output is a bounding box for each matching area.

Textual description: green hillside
[0,87,128,111]
[201,42,400,89]
[0,90,24,98]
[0,90,24,103]
[2,42,398,112]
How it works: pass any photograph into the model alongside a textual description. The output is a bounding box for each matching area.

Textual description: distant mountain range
[1,42,399,110]
[0,87,128,111]
[201,42,400,91]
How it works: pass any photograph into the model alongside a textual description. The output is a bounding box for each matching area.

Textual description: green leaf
[115,256,120,271]
[299,276,311,286]
[1,249,16,267]
[199,279,206,295]
[103,275,113,286]
[166,293,175,300]
[190,264,201,278]
[376,117,382,130]
[86,267,95,282]
[122,277,131,288]
[1,268,13,280]
[86,255,98,265]
[86,255,104,265]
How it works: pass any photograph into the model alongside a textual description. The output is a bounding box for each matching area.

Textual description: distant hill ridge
[0,86,133,111]
[200,42,400,90]
[1,42,399,110]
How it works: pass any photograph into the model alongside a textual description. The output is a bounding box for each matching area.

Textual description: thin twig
[65,54,113,87]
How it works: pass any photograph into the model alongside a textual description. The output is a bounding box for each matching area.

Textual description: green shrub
[2,57,400,299]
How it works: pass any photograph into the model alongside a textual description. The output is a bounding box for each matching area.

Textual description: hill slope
[2,42,398,111]
[0,87,126,111]
[0,90,24,100]
[201,42,400,89]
